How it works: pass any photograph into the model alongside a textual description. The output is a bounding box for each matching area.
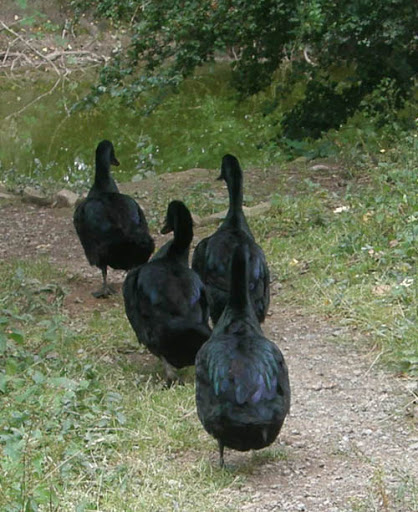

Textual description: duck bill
[160,222,171,234]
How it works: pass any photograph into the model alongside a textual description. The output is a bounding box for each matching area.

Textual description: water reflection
[0,65,270,190]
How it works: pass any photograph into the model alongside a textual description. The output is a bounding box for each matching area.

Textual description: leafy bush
[73,0,416,138]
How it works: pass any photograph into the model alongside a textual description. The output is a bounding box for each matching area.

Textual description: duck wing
[201,335,289,405]
[249,244,270,322]
[192,236,209,279]
[75,194,146,241]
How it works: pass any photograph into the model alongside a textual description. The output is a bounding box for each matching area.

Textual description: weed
[0,261,245,511]
[260,132,417,375]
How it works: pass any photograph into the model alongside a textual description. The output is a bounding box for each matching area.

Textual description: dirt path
[234,308,417,511]
[0,180,416,511]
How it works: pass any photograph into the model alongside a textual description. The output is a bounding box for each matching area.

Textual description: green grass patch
[0,260,247,511]
[253,133,417,375]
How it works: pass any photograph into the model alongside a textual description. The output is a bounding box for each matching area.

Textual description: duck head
[217,154,241,181]
[96,140,120,167]
[161,200,190,234]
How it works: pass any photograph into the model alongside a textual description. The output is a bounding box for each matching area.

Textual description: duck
[195,243,290,467]
[73,140,154,297]
[192,154,270,324]
[123,200,212,385]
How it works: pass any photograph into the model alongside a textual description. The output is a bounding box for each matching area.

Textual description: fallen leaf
[372,285,391,296]
[333,206,350,213]
[363,211,373,222]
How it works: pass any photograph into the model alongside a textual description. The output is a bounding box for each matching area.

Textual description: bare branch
[0,19,61,76]
[4,76,62,121]
[303,46,317,66]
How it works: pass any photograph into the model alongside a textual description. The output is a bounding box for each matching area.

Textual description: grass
[0,131,417,510]
[0,260,248,511]
[348,468,418,512]
[254,132,417,376]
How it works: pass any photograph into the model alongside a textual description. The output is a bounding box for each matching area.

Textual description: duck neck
[226,168,243,222]
[222,173,253,237]
[93,152,118,193]
[228,246,251,313]
[168,209,193,263]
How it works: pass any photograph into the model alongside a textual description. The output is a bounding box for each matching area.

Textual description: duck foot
[161,357,184,387]
[92,284,117,298]
[93,267,117,298]
[218,440,225,468]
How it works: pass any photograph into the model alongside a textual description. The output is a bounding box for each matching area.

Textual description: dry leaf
[372,285,391,296]
[333,206,350,213]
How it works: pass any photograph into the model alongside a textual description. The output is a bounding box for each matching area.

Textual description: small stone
[54,188,79,208]
[0,192,15,200]
[292,156,309,165]
[191,212,202,227]
[243,201,272,218]
[22,186,52,206]
[309,164,333,171]
[199,201,272,226]
[45,351,59,359]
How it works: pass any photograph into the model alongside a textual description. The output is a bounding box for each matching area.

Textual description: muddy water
[0,65,270,190]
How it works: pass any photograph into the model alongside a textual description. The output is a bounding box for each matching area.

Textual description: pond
[0,64,279,191]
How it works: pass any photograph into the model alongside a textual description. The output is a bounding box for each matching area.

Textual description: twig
[46,49,105,62]
[1,50,32,66]
[364,350,384,377]
[0,20,67,119]
[130,3,141,25]
[1,36,19,63]
[303,46,317,66]
[10,54,20,72]
[0,19,20,31]
[0,19,61,77]
[4,76,61,120]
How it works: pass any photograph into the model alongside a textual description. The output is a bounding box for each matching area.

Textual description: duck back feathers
[74,192,154,270]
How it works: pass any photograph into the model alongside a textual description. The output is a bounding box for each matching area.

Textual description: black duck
[195,243,290,467]
[123,200,211,385]
[73,140,154,297]
[192,154,270,324]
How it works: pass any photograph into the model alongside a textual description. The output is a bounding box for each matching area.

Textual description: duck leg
[218,440,225,468]
[92,266,117,298]
[161,357,183,387]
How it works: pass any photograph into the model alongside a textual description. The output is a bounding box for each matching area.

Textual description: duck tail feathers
[161,320,212,367]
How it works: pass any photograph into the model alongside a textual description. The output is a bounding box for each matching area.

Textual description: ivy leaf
[8,330,24,344]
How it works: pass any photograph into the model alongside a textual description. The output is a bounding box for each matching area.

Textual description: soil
[0,166,417,512]
[0,0,130,75]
